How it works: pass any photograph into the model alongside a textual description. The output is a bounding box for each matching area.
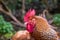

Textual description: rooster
[24,9,60,40]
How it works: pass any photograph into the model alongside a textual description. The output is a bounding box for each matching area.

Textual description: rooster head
[24,9,36,33]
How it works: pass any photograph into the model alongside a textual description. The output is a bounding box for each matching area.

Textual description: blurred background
[0,0,60,40]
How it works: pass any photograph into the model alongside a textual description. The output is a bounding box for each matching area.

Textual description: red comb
[24,9,35,22]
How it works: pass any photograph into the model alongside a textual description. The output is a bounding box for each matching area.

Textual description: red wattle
[26,23,35,33]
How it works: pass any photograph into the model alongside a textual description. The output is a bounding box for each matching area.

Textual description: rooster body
[24,9,60,40]
[31,16,59,40]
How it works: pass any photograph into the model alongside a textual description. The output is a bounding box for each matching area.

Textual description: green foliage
[4,32,15,39]
[4,32,13,39]
[0,15,14,34]
[53,14,60,26]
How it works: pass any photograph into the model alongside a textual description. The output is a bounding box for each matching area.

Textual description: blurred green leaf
[53,14,60,26]
[4,32,13,39]
[0,15,14,34]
